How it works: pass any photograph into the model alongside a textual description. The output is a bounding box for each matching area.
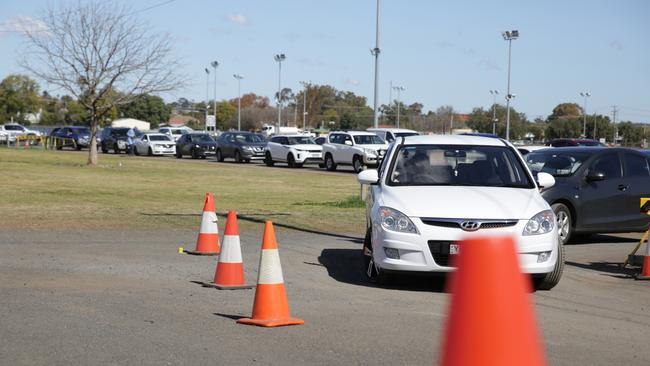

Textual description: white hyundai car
[357,134,563,291]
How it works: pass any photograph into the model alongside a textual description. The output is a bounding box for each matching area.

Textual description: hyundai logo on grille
[460,221,481,231]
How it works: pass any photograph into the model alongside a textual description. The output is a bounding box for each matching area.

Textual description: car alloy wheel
[113,143,120,154]
[147,147,153,156]
[363,228,389,284]
[325,154,337,171]
[353,155,364,173]
[287,154,296,168]
[191,148,199,159]
[552,203,572,245]
[235,151,243,163]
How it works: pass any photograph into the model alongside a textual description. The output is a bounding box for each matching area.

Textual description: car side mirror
[358,169,379,185]
[586,170,606,182]
[345,140,353,146]
[536,172,555,189]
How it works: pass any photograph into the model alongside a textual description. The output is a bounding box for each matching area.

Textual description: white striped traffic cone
[184,193,220,255]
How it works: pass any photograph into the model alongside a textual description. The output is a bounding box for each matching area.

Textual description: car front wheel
[287,154,297,168]
[235,150,243,163]
[264,152,274,167]
[363,228,389,284]
[325,154,337,171]
[216,149,224,162]
[353,155,364,173]
[533,238,565,291]
[552,203,572,245]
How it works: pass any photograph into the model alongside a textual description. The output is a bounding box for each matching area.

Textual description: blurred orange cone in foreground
[204,210,253,289]
[439,236,546,366]
[638,240,650,280]
[237,221,304,327]
[185,193,220,255]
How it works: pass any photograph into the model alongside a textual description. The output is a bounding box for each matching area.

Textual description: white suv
[357,134,563,291]
[158,126,193,141]
[0,124,42,143]
[322,131,389,172]
[367,128,419,143]
[264,134,323,168]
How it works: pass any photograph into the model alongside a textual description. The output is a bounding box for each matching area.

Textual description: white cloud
[346,78,360,86]
[227,14,249,26]
[0,16,48,35]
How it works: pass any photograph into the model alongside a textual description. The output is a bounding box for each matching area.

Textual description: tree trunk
[87,113,98,166]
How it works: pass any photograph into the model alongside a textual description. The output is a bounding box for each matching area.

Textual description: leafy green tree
[547,119,582,139]
[117,94,171,128]
[216,101,237,129]
[548,103,582,120]
[466,104,531,139]
[0,74,41,123]
[617,122,645,147]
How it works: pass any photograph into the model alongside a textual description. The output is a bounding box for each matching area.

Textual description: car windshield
[149,135,172,141]
[388,145,534,188]
[354,135,385,145]
[526,151,590,177]
[395,132,418,138]
[287,136,315,145]
[235,133,265,143]
[70,127,90,134]
[193,134,214,143]
[113,129,129,136]
[172,129,188,135]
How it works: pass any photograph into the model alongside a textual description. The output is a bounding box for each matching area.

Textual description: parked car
[133,133,176,156]
[322,131,389,172]
[264,134,323,168]
[99,127,138,154]
[159,126,193,141]
[357,134,562,290]
[517,145,550,157]
[0,123,42,143]
[314,136,327,145]
[525,147,650,245]
[367,128,419,143]
[175,133,216,159]
[52,126,91,150]
[546,138,606,147]
[215,131,266,163]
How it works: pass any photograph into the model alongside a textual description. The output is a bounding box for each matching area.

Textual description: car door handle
[618,184,629,191]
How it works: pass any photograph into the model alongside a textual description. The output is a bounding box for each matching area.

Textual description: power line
[133,0,178,14]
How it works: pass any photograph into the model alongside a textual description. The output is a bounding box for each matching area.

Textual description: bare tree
[21,1,185,165]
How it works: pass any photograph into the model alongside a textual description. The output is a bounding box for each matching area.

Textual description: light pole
[580,92,590,137]
[392,85,405,128]
[204,68,210,132]
[502,29,519,140]
[300,81,310,131]
[233,74,244,131]
[371,0,381,128]
[211,61,219,131]
[489,90,499,135]
[274,53,286,135]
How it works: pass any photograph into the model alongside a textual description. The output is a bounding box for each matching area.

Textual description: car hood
[357,144,389,150]
[292,144,322,151]
[242,142,267,148]
[380,186,548,220]
[150,140,175,145]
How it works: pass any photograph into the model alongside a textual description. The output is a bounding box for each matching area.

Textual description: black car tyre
[533,239,565,291]
[175,150,182,159]
[216,149,224,162]
[147,147,153,156]
[75,144,82,151]
[287,154,297,168]
[200,155,206,159]
[325,153,337,171]
[363,228,389,284]
[113,143,120,154]
[264,152,274,167]
[101,144,109,154]
[191,148,199,159]
[134,147,140,156]
[552,203,573,245]
[353,155,364,173]
[235,150,243,163]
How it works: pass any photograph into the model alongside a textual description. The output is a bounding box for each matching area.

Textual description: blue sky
[1,0,649,122]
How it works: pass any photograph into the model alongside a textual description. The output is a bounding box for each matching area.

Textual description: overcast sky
[1,0,648,122]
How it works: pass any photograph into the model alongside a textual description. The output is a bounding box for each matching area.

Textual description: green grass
[0,148,365,234]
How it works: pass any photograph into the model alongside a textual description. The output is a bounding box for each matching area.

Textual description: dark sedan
[215,132,266,163]
[53,126,91,150]
[526,147,650,244]
[175,133,216,159]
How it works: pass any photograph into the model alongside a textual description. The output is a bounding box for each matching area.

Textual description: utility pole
[211,61,219,132]
[300,81,310,131]
[593,112,597,139]
[490,90,499,135]
[371,0,381,128]
[612,106,619,145]
[580,92,590,137]
[502,30,519,140]
[204,68,210,132]
[450,111,454,134]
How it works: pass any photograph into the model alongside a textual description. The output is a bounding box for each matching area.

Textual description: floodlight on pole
[392,85,405,129]
[204,68,210,131]
[489,90,499,135]
[580,92,591,137]
[502,29,519,140]
[274,53,286,135]
[210,61,219,131]
[234,74,244,131]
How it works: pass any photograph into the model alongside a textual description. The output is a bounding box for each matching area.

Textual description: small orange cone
[439,236,546,366]
[184,193,220,255]
[203,210,254,290]
[637,240,650,280]
[237,221,304,327]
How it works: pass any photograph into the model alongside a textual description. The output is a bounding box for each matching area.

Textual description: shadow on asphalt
[565,261,637,278]
[213,313,246,320]
[317,248,448,293]
[568,233,640,245]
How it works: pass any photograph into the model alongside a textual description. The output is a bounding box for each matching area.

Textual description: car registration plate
[449,244,460,255]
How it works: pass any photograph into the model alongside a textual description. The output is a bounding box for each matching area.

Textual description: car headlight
[364,148,378,156]
[523,210,555,236]
[242,146,253,150]
[195,144,200,148]
[379,207,419,234]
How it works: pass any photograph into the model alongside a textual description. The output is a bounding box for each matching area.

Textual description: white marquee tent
[111,118,151,131]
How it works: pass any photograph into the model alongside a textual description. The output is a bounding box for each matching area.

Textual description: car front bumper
[295,151,322,164]
[371,218,558,275]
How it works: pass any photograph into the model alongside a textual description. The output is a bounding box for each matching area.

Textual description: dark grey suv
[526,147,650,244]
[215,132,266,163]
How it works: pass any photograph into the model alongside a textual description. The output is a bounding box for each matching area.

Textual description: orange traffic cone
[202,210,254,290]
[237,221,304,327]
[439,236,546,366]
[184,193,220,255]
[637,240,650,280]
